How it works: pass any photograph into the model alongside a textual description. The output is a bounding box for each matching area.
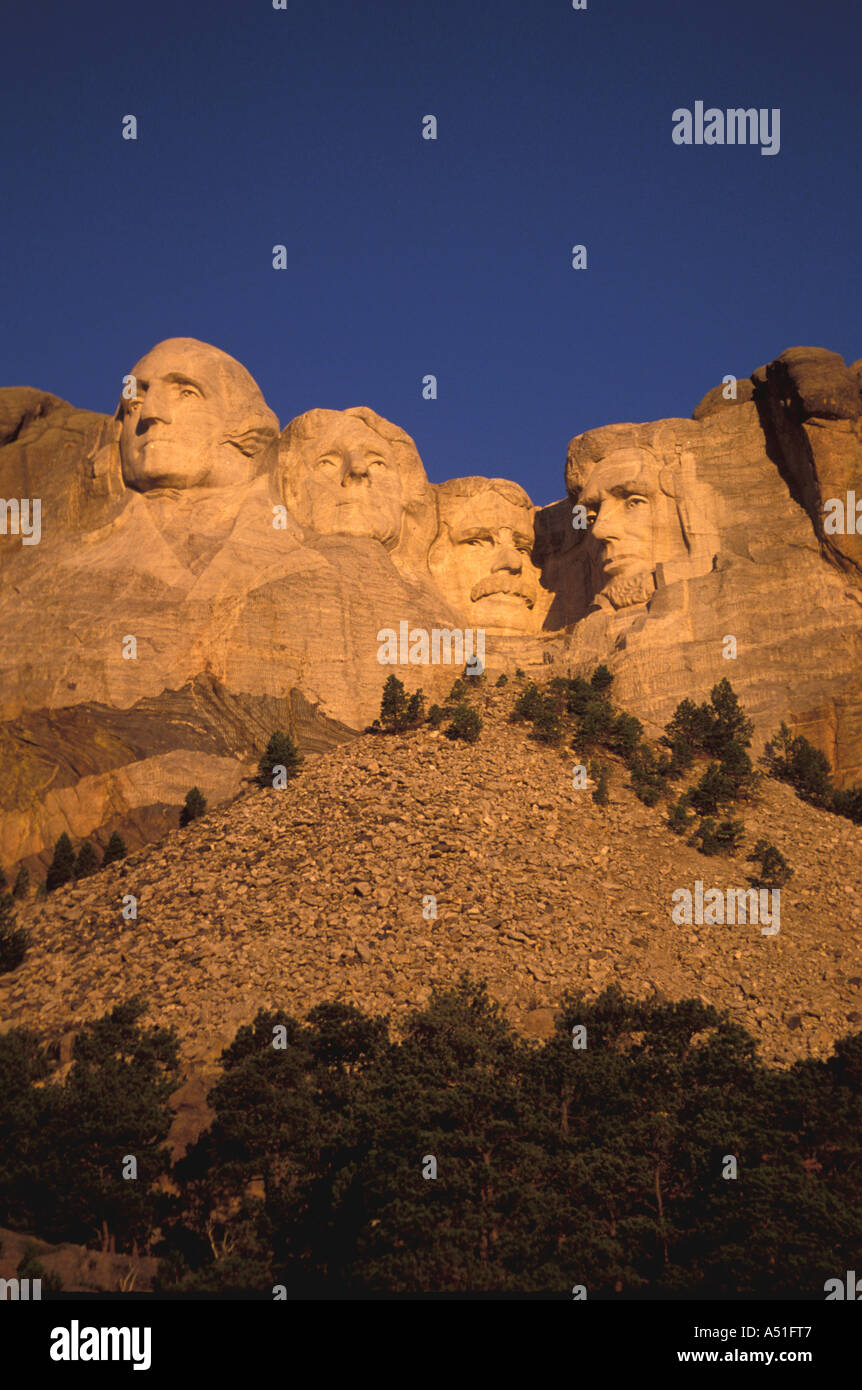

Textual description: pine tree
[46,833,75,893]
[179,787,207,826]
[379,675,409,733]
[74,840,99,879]
[445,704,482,743]
[257,731,303,786]
[406,690,426,727]
[592,764,610,806]
[748,839,793,888]
[590,664,614,694]
[0,893,28,974]
[101,831,127,868]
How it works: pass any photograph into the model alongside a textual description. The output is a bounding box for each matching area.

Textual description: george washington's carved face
[118,338,277,492]
[429,482,539,633]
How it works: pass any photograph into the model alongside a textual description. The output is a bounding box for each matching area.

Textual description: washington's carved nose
[140,389,173,427]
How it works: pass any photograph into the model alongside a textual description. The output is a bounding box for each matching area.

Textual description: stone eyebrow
[161,372,207,394]
[583,480,649,503]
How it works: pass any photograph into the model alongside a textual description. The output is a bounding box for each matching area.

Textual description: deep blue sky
[1,0,859,505]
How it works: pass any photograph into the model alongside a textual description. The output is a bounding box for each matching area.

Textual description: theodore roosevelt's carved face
[118,338,277,492]
[429,480,539,633]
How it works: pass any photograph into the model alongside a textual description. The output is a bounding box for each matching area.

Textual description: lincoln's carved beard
[601,568,656,609]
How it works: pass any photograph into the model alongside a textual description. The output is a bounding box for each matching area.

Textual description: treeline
[1,984,859,1296]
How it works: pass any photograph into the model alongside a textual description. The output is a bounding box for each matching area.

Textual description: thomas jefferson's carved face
[283,415,405,547]
[580,449,660,606]
[119,340,273,492]
[430,488,539,633]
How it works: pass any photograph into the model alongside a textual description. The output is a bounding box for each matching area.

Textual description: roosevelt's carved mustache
[470,576,534,606]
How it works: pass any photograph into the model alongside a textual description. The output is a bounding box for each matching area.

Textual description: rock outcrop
[1,338,860,874]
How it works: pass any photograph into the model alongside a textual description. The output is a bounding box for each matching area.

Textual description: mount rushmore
[1,337,861,872]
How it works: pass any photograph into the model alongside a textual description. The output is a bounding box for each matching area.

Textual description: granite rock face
[1,338,860,873]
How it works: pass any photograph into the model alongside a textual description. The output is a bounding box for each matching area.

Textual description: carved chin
[601,569,655,609]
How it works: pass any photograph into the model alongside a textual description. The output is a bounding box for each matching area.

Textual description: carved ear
[229,427,277,458]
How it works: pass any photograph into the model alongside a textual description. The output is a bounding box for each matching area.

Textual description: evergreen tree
[74,840,99,879]
[590,663,614,694]
[0,893,28,974]
[46,833,75,892]
[591,763,610,806]
[688,816,745,856]
[512,681,542,722]
[179,787,207,827]
[12,865,29,899]
[101,831,127,867]
[379,675,410,733]
[531,698,563,744]
[406,690,426,727]
[257,732,303,786]
[747,839,793,888]
[427,704,445,728]
[445,704,482,743]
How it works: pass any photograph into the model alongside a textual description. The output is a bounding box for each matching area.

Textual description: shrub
[101,831,127,868]
[17,1245,63,1292]
[667,798,693,835]
[688,817,745,856]
[832,786,862,824]
[257,732,303,786]
[447,679,468,705]
[46,833,75,893]
[495,674,508,687]
[445,704,482,743]
[531,699,563,745]
[427,704,445,728]
[179,787,207,827]
[12,866,29,900]
[747,839,794,889]
[513,682,543,722]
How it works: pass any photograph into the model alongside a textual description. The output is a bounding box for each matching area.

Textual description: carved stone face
[430,483,539,633]
[580,449,661,607]
[281,412,406,548]
[118,338,277,493]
